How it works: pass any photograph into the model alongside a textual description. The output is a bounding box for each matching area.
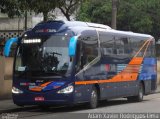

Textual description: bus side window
[75,41,82,72]
[116,37,124,55]
[145,40,155,57]
[121,37,130,54]
[130,37,145,57]
[75,36,98,73]
[80,36,98,68]
[99,32,115,56]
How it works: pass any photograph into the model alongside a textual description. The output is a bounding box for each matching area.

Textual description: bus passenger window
[75,42,82,72]
[116,38,124,55]
[80,36,98,67]
[121,37,130,54]
[99,33,115,56]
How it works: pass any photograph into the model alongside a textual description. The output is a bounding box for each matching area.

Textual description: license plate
[35,97,44,101]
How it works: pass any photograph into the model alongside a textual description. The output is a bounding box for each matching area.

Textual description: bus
[4,20,157,109]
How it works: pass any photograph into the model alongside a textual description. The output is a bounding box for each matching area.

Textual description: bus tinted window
[81,35,98,67]
[99,32,115,56]
[15,34,73,78]
[116,37,131,55]
[130,37,145,57]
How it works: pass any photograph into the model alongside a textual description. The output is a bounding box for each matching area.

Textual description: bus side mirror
[69,36,78,56]
[4,37,18,57]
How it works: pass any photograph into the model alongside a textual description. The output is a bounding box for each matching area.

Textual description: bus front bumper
[12,92,74,106]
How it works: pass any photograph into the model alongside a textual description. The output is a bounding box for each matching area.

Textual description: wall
[0,30,24,40]
[0,56,5,99]
[0,56,13,100]
[0,17,32,30]
[157,60,160,85]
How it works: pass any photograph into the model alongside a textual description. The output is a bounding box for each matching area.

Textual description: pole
[111,0,118,29]
[18,16,20,37]
[24,11,27,30]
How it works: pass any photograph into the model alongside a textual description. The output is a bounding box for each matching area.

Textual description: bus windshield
[15,34,72,78]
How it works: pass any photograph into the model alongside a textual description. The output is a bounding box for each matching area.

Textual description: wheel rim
[139,85,143,100]
[91,90,97,106]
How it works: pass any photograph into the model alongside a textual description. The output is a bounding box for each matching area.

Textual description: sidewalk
[0,100,17,113]
[0,85,160,114]
[156,84,160,93]
[0,99,37,114]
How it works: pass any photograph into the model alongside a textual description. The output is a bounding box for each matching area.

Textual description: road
[0,93,160,119]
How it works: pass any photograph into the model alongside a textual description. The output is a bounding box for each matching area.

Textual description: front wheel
[88,87,98,109]
[127,82,144,102]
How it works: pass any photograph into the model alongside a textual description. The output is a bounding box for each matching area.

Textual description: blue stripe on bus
[42,81,65,91]
[139,58,156,80]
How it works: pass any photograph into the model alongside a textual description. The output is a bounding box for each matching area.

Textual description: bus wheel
[127,82,144,102]
[88,87,98,109]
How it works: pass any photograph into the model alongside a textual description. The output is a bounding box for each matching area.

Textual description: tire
[88,87,98,109]
[127,82,144,102]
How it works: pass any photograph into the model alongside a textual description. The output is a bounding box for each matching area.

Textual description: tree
[58,0,83,21]
[0,0,82,21]
[117,0,160,39]
[77,0,160,39]
[24,0,59,21]
[111,0,118,29]
[0,0,21,17]
[77,0,112,25]
[0,0,59,21]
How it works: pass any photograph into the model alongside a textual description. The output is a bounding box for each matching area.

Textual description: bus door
[74,31,100,102]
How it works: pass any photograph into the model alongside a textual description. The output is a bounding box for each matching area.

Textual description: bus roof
[35,20,112,30]
[27,20,153,39]
[105,29,153,39]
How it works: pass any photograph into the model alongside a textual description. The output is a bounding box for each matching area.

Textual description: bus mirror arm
[70,57,73,62]
[69,36,78,57]
[4,37,18,57]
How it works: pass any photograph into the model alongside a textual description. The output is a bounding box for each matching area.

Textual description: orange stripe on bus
[30,81,52,92]
[143,40,151,58]
[75,59,142,85]
[134,39,150,57]
[75,72,139,85]
[30,87,43,92]
[75,58,142,85]
[75,38,153,85]
[128,57,143,65]
[40,81,51,87]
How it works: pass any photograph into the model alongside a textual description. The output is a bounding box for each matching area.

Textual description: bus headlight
[12,87,23,94]
[57,85,74,94]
